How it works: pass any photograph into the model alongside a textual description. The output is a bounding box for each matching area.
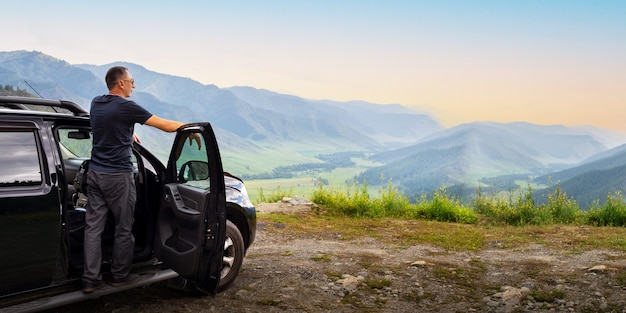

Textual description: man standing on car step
[83,66,201,293]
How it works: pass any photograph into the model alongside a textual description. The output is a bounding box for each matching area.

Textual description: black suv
[0,96,256,312]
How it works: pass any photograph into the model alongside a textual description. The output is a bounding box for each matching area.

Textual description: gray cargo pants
[83,170,136,282]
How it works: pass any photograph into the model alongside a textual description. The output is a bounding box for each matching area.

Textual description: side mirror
[178,160,209,182]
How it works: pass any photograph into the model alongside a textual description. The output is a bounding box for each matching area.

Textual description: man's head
[105,66,135,98]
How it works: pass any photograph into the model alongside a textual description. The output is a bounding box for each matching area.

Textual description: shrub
[473,188,511,223]
[584,191,626,227]
[475,184,581,226]
[412,188,477,224]
[310,180,626,228]
[257,185,294,203]
[373,181,411,218]
[544,182,580,224]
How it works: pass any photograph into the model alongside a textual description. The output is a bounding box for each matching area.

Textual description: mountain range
[2,50,626,208]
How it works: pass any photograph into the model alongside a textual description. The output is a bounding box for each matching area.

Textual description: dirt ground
[48,201,626,313]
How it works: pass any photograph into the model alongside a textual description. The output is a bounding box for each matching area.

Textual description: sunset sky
[2,1,625,132]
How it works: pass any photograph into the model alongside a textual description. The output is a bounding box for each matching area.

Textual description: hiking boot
[82,279,105,293]
[109,273,140,287]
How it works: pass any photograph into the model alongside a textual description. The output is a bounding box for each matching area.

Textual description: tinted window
[0,131,42,187]
[176,133,210,189]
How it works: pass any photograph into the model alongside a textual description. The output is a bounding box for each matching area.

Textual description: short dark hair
[105,66,129,90]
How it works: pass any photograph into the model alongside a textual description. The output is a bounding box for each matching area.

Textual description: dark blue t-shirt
[89,95,152,173]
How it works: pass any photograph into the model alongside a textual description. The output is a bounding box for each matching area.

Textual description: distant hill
[0,50,102,103]
[543,164,626,210]
[532,144,626,209]
[534,144,626,183]
[358,122,613,200]
[0,50,443,171]
[74,63,443,149]
[2,49,626,206]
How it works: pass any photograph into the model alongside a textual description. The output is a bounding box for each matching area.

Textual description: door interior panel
[157,183,210,278]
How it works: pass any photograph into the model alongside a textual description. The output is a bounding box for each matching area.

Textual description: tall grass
[311,182,477,224]
[473,183,581,226]
[311,181,398,218]
[304,180,626,227]
[585,191,626,227]
[257,185,294,203]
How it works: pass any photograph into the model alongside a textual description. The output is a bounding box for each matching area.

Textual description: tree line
[0,84,33,97]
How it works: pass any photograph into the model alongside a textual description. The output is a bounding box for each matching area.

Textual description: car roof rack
[0,96,89,117]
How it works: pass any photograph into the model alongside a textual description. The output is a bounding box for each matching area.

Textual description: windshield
[57,128,92,159]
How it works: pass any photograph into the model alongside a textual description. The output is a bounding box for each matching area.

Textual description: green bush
[411,188,477,224]
[544,182,580,224]
[312,184,477,223]
[312,181,374,217]
[584,191,626,226]
[472,187,509,222]
[473,184,582,226]
[305,180,626,228]
[372,182,412,218]
[257,186,294,203]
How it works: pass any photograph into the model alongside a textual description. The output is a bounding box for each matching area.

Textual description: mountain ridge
[2,50,626,208]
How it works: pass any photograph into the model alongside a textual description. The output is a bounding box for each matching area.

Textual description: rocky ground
[49,199,626,313]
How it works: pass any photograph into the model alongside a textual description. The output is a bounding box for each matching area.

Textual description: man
[82,66,200,293]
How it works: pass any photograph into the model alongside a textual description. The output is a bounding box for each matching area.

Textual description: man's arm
[144,115,184,132]
[144,115,202,149]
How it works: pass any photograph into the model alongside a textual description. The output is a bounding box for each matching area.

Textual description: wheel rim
[221,237,235,279]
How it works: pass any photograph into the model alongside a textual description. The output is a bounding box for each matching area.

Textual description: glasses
[120,78,135,84]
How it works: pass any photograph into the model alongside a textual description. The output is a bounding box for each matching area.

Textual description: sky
[2,0,626,133]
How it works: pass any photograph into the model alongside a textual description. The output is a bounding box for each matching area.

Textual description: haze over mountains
[2,50,626,208]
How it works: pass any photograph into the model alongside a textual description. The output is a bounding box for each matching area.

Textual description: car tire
[218,219,245,291]
[167,219,245,294]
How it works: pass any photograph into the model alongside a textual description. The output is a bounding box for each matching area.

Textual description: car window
[56,127,139,164]
[57,128,92,159]
[0,130,42,187]
[175,133,210,189]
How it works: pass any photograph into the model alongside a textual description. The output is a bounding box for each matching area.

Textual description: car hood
[224,173,254,209]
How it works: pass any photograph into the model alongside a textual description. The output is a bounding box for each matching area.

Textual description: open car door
[154,123,226,294]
